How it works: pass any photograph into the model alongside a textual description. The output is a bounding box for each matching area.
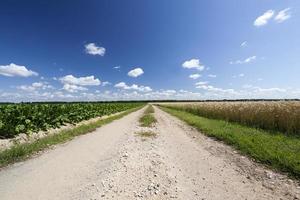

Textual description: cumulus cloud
[17,85,36,92]
[17,82,54,92]
[3,85,299,102]
[85,43,106,56]
[0,63,38,77]
[195,81,235,94]
[254,10,275,26]
[59,75,101,86]
[189,74,201,79]
[274,8,291,23]
[182,59,205,71]
[59,75,100,93]
[230,56,256,64]
[33,82,54,89]
[127,68,144,77]
[195,81,209,86]
[62,84,88,93]
[114,82,152,92]
[195,82,236,94]
[102,81,111,86]
[114,82,127,88]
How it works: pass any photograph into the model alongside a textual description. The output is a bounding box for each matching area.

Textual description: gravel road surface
[0,106,299,200]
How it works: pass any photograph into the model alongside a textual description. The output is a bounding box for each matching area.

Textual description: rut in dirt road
[0,106,299,200]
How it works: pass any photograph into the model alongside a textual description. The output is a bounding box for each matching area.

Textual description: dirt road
[0,106,299,200]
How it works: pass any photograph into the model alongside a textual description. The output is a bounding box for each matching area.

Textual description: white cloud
[257,87,286,93]
[85,43,105,56]
[3,84,300,102]
[208,74,217,78]
[244,56,256,63]
[189,74,201,79]
[241,85,286,93]
[195,81,236,94]
[17,85,36,92]
[0,63,38,77]
[196,83,236,94]
[114,82,127,88]
[195,81,209,86]
[59,75,100,93]
[241,41,247,47]
[114,66,121,69]
[274,8,291,23]
[230,56,256,64]
[127,68,144,77]
[254,10,275,26]
[102,81,111,86]
[32,82,54,89]
[59,75,101,86]
[182,59,205,71]
[114,82,152,92]
[17,82,54,92]
[62,84,88,93]
[32,82,43,88]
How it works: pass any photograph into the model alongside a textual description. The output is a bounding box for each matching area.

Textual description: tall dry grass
[162,101,300,135]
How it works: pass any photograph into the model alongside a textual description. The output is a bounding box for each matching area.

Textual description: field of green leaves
[0,102,143,139]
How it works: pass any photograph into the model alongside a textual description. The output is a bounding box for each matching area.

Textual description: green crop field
[0,102,143,139]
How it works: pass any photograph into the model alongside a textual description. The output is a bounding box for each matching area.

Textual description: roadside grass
[160,106,300,179]
[139,114,157,127]
[136,131,157,138]
[139,105,157,127]
[144,105,155,114]
[0,106,144,168]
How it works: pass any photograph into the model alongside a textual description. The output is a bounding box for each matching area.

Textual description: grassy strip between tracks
[0,105,144,168]
[139,105,157,127]
[160,106,300,179]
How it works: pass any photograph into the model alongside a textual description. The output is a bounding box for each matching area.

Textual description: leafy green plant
[0,102,144,139]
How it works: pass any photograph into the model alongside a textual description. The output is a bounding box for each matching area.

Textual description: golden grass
[161,101,300,135]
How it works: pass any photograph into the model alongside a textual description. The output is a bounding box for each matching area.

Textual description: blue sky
[0,0,299,101]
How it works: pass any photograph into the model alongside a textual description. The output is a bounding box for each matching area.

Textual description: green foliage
[161,106,300,178]
[0,106,142,167]
[0,102,144,139]
[139,105,157,127]
[139,114,157,127]
[144,105,155,114]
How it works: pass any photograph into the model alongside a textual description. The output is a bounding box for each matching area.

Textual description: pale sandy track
[0,106,299,200]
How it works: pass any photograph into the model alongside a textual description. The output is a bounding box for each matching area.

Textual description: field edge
[0,105,144,168]
[158,106,300,180]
